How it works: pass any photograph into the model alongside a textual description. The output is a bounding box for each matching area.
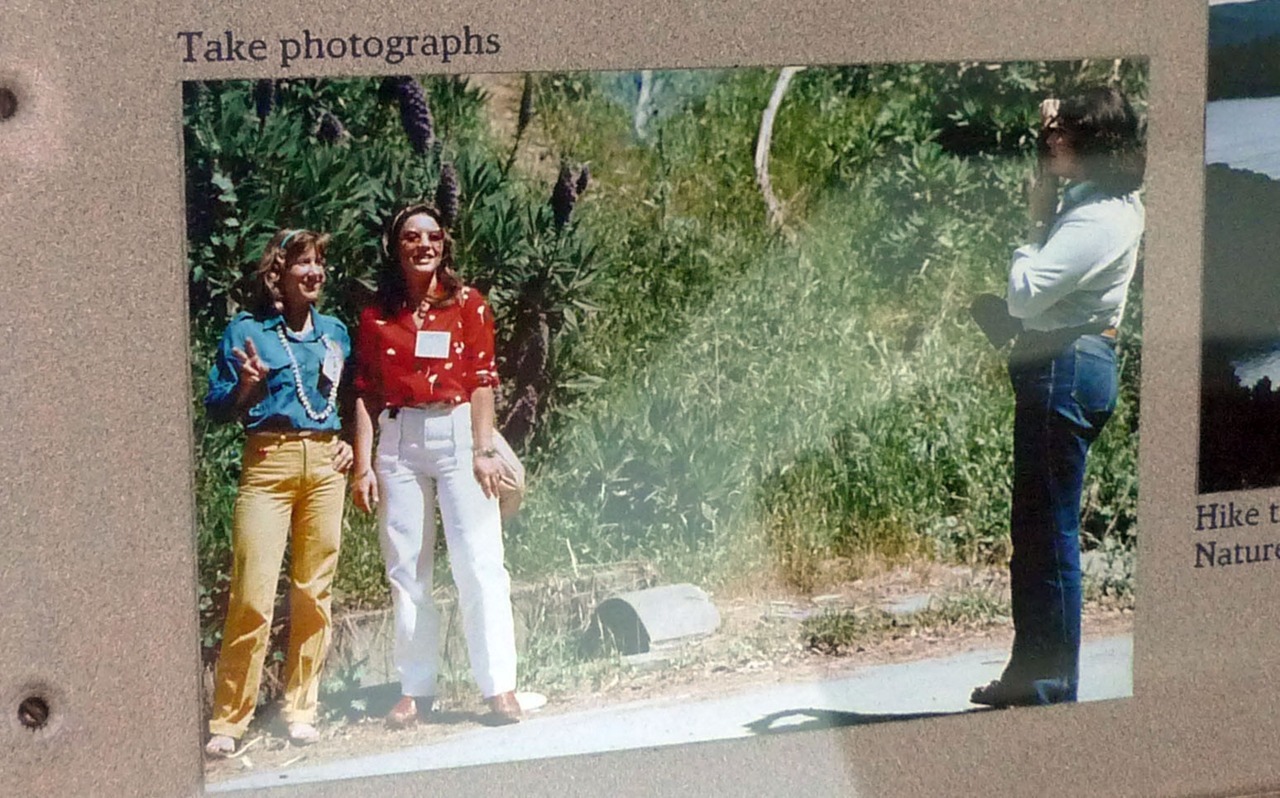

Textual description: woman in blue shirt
[202,229,353,756]
[972,86,1145,708]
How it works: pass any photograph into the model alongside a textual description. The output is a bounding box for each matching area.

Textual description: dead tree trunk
[755,66,803,230]
[634,70,655,139]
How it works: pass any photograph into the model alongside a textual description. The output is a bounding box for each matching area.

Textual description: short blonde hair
[244,228,331,315]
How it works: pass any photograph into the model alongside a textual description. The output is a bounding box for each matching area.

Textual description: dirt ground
[204,563,1133,783]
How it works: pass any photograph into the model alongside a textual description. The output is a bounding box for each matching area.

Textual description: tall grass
[188,62,1145,648]
[503,64,1142,593]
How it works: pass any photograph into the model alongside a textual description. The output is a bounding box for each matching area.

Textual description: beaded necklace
[276,325,340,421]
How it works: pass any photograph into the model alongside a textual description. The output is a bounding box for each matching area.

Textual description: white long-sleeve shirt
[1007,181,1145,332]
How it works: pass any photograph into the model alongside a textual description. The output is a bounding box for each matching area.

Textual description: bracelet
[474,447,498,458]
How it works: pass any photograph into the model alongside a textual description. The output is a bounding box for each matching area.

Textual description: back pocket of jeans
[1069,345,1118,417]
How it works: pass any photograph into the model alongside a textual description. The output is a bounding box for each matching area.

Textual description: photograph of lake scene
[1199,0,1280,492]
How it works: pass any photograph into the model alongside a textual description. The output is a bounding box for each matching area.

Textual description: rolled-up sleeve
[204,322,244,423]
[460,290,499,392]
[1007,210,1122,320]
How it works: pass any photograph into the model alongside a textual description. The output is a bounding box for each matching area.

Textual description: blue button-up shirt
[204,309,352,432]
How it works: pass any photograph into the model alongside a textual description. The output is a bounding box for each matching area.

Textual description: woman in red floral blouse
[351,202,521,726]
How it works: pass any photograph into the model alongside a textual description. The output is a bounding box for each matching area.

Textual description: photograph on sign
[181,59,1147,789]
[1200,0,1280,496]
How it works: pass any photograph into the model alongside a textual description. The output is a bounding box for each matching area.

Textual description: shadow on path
[745,706,970,736]
[320,682,488,727]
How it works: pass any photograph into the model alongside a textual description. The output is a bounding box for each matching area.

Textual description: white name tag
[322,344,345,383]
[415,330,451,359]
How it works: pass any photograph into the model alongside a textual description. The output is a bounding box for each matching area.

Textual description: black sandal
[970,679,1036,708]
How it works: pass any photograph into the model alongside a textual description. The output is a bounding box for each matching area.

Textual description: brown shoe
[485,691,522,725]
[386,696,419,729]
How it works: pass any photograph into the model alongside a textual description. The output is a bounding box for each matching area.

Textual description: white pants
[375,404,517,698]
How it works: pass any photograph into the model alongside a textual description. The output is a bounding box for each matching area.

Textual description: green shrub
[188,61,1145,650]
[186,74,602,656]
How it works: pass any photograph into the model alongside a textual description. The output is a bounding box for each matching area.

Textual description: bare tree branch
[755,66,804,230]
[634,70,655,140]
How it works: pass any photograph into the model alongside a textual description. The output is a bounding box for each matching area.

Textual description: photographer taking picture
[971,85,1145,707]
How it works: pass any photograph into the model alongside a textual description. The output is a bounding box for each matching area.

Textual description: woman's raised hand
[1027,97,1062,240]
[229,337,269,411]
[232,337,269,387]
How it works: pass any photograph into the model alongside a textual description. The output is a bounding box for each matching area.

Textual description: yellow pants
[208,432,346,739]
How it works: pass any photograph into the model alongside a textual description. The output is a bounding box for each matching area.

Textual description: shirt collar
[392,297,461,330]
[1061,180,1102,211]
[264,307,322,340]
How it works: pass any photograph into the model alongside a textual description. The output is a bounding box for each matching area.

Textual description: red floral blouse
[353,286,498,409]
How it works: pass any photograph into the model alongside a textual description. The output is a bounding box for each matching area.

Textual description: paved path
[210,634,1132,793]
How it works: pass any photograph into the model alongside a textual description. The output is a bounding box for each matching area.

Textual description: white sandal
[204,734,236,758]
[287,722,320,746]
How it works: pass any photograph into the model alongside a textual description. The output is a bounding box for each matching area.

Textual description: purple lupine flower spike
[317,112,345,144]
[517,75,534,140]
[253,79,274,124]
[575,164,590,195]
[550,163,578,228]
[435,162,460,228]
[396,78,436,154]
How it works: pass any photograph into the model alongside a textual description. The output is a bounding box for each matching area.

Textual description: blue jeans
[1001,332,1118,704]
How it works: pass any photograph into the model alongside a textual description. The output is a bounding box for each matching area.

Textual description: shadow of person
[745,707,966,736]
[321,683,484,726]
[431,708,485,726]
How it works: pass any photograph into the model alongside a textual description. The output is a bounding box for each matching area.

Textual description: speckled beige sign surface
[0,0,1246,795]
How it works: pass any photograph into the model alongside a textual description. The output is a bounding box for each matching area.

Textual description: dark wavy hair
[242,228,330,316]
[1037,85,1145,197]
[376,202,462,314]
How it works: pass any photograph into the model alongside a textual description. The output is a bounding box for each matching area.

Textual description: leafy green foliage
[188,59,1145,670]
[186,74,601,659]
[508,62,1143,591]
